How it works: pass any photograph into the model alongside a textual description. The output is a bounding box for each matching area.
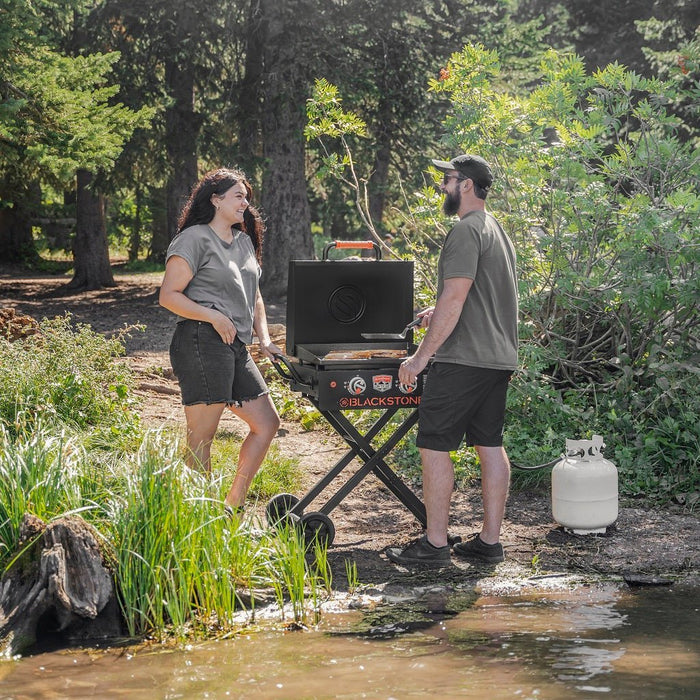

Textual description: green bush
[427,46,699,504]
[306,43,699,505]
[0,314,141,448]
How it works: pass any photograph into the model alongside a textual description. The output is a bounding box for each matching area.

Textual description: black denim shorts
[416,362,513,451]
[169,320,268,406]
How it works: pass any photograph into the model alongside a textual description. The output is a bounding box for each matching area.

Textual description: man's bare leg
[475,445,510,544]
[420,447,455,548]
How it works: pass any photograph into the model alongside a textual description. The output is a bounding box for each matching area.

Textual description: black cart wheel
[266,493,301,527]
[300,511,336,548]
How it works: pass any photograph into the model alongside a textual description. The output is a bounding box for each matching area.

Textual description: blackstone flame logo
[345,376,367,395]
[398,379,418,394]
[372,374,392,393]
[328,285,366,324]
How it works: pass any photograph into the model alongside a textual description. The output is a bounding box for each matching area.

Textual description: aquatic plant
[344,558,360,595]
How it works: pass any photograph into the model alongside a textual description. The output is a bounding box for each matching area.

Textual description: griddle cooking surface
[320,348,407,361]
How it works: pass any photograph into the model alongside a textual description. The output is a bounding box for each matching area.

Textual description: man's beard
[442,188,461,216]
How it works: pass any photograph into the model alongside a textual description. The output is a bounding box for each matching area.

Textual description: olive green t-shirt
[165,224,260,344]
[434,211,518,370]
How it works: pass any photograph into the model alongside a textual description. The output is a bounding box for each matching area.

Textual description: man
[386,154,518,567]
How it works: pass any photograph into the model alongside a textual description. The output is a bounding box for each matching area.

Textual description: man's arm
[398,277,473,385]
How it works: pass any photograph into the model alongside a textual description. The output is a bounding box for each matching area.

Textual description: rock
[623,572,674,587]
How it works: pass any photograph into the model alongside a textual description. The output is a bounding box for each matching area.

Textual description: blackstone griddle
[269,241,430,547]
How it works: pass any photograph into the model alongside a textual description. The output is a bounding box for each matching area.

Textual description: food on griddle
[321,349,407,361]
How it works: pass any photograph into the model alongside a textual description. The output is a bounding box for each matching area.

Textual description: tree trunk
[159,59,200,261]
[68,170,115,290]
[0,181,41,264]
[237,1,266,177]
[368,102,393,232]
[364,116,392,258]
[259,0,314,299]
[127,184,143,262]
[148,186,169,262]
[0,514,123,657]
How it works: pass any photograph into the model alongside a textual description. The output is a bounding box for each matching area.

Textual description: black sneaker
[453,534,504,563]
[385,535,451,567]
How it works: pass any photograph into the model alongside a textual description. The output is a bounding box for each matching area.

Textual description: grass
[211,431,303,502]
[345,558,360,595]
[0,424,91,564]
[113,259,165,274]
[1,423,333,640]
[0,318,334,643]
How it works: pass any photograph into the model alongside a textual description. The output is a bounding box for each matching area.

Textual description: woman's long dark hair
[176,168,265,264]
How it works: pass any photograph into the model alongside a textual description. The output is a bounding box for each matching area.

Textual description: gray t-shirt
[165,224,260,344]
[434,211,518,370]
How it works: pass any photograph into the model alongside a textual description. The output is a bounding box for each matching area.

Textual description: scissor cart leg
[321,408,427,527]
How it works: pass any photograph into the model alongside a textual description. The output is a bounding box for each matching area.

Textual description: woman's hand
[212,311,237,345]
[160,257,237,344]
[259,340,282,361]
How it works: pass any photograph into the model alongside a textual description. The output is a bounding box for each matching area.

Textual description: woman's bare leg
[183,403,226,471]
[225,394,280,509]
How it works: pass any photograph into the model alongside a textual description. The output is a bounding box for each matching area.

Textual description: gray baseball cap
[431,154,493,188]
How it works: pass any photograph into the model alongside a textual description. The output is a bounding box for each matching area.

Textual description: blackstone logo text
[338,395,421,408]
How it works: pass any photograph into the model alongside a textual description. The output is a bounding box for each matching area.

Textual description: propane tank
[551,435,618,535]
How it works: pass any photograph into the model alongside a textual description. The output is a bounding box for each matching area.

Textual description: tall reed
[0,422,93,570]
[106,432,231,637]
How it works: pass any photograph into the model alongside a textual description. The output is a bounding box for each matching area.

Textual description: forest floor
[2,265,698,597]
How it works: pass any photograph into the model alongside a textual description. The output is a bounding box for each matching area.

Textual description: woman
[159,168,281,514]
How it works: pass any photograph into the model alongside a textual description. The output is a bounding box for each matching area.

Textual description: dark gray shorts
[416,362,513,451]
[169,320,268,406]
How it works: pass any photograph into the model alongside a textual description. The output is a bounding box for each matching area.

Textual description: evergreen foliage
[0,0,149,196]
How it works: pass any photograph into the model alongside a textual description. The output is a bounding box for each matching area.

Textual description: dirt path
[2,267,698,592]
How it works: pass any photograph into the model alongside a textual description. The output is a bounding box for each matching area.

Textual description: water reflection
[0,584,697,699]
[446,591,628,691]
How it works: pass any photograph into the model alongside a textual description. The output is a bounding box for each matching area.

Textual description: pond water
[0,583,697,699]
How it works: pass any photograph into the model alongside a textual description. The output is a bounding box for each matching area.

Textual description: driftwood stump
[0,514,123,657]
